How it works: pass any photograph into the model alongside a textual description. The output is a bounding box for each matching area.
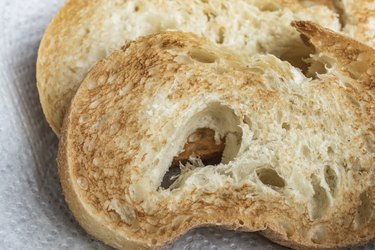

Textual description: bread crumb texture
[38,0,344,134]
[58,22,375,249]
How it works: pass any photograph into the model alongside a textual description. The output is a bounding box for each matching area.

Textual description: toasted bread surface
[58,23,375,249]
[37,0,341,135]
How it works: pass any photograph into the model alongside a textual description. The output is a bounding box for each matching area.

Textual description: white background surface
[0,1,373,249]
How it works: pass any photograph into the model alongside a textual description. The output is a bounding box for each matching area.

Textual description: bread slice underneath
[58,22,375,249]
[37,0,342,135]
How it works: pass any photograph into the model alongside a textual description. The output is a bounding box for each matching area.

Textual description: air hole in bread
[217,27,225,44]
[281,122,290,131]
[161,128,225,189]
[310,175,329,220]
[327,146,334,157]
[172,128,224,166]
[324,165,337,195]
[279,46,311,74]
[302,145,310,158]
[244,116,259,140]
[159,228,166,235]
[134,5,140,12]
[354,190,372,228]
[161,165,182,190]
[162,103,242,189]
[278,44,331,79]
[281,55,309,73]
[189,49,217,63]
[238,219,244,225]
[306,60,328,78]
[256,167,285,190]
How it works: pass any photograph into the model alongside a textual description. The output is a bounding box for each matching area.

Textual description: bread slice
[58,22,375,249]
[37,0,341,135]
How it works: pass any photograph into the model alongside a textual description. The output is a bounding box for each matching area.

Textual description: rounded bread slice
[37,0,341,135]
[58,22,375,249]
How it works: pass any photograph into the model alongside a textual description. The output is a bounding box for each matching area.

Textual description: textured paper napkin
[0,1,373,249]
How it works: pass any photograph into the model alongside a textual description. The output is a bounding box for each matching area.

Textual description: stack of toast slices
[36,1,374,249]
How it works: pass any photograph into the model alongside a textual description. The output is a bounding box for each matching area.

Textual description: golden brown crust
[36,0,93,134]
[58,86,150,250]
[58,28,374,249]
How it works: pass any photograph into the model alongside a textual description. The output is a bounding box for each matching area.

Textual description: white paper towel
[0,1,373,249]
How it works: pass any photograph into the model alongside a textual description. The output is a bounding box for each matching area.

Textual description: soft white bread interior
[37,0,341,135]
[58,22,375,249]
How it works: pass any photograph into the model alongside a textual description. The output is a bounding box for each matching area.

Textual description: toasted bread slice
[37,0,341,135]
[58,22,375,249]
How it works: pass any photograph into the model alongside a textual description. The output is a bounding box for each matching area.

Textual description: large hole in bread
[161,103,242,190]
[161,128,225,189]
[256,167,285,190]
[279,48,310,74]
[354,190,372,228]
[278,43,328,78]
[309,175,329,220]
